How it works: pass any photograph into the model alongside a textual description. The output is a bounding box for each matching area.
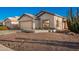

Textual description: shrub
[0,26,9,30]
[22,29,34,33]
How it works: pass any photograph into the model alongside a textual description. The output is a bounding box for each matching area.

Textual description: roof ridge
[36,10,66,18]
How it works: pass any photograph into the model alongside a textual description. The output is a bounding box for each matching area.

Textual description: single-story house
[4,16,19,29]
[18,11,68,32]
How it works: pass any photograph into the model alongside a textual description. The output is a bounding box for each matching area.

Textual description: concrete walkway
[0,44,13,51]
[0,30,16,35]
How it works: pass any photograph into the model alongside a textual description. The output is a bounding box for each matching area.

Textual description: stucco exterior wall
[19,15,33,21]
[35,20,40,29]
[54,16,63,30]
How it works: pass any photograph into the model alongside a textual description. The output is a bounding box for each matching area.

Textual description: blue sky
[0,7,77,21]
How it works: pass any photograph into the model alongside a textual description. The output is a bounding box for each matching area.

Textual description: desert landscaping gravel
[0,32,79,51]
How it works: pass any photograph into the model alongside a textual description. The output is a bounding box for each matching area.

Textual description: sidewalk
[0,30,16,35]
[0,44,13,51]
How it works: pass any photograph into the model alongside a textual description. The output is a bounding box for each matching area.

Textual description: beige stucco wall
[19,15,33,21]
[35,20,40,29]
[54,16,63,30]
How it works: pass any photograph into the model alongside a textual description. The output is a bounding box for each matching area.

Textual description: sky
[0,7,78,21]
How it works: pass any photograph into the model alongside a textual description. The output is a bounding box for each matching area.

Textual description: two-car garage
[18,13,35,31]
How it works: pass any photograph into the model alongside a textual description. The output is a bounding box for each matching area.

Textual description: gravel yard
[0,31,79,51]
[16,32,79,42]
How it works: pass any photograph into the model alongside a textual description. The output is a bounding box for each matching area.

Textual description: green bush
[0,26,9,30]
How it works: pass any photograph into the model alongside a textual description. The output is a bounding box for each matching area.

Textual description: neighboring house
[0,21,3,26]
[18,13,36,31]
[4,16,19,29]
[36,11,68,31]
[18,11,68,32]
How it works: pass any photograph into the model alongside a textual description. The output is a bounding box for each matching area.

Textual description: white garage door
[20,21,33,30]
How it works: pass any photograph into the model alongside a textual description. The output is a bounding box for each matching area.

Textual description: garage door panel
[20,21,32,30]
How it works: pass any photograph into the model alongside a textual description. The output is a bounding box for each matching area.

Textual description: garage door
[20,21,33,30]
